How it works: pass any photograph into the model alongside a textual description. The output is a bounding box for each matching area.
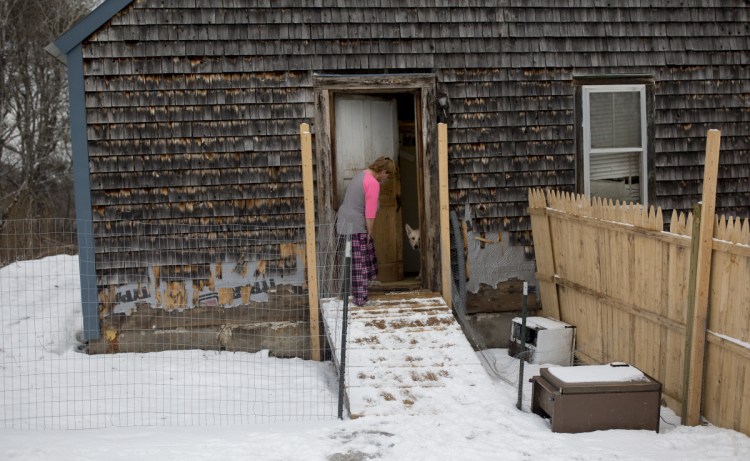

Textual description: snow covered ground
[2,255,750,460]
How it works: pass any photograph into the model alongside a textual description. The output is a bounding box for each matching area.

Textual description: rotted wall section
[90,244,311,356]
[97,251,306,317]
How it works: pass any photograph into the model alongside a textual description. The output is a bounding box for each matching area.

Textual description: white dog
[405,223,420,250]
[405,224,421,280]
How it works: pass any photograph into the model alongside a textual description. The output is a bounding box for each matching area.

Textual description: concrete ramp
[321,291,494,418]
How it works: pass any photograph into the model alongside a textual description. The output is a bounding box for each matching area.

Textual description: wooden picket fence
[528,186,750,436]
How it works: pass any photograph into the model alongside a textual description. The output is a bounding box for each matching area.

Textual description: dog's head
[405,223,420,250]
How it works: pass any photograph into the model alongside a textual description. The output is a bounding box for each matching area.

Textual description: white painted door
[334,95,403,282]
[335,95,398,205]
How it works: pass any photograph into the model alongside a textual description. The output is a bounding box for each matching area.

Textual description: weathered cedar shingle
[80,0,749,281]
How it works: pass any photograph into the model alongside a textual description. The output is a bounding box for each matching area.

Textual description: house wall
[78,0,750,318]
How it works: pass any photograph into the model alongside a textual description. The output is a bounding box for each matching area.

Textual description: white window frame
[582,84,648,206]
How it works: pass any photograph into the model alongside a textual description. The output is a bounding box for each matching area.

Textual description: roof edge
[45,0,134,64]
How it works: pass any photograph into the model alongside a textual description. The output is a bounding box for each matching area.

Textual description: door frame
[313,73,440,291]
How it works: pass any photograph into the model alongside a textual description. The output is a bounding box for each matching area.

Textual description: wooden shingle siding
[76,0,749,299]
[498,1,750,228]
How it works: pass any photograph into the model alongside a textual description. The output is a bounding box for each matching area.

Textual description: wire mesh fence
[447,210,552,410]
[2,212,546,428]
[314,220,352,419]
[0,218,344,429]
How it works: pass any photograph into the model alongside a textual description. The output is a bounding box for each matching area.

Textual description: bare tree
[0,0,93,229]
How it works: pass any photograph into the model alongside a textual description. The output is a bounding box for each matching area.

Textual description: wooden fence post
[300,123,321,361]
[438,123,452,308]
[683,129,721,425]
[681,202,701,424]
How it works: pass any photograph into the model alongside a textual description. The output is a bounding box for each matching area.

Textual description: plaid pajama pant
[349,233,378,306]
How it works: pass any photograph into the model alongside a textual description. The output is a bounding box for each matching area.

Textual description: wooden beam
[300,123,321,361]
[681,203,702,423]
[706,331,750,361]
[421,86,439,292]
[313,89,335,224]
[532,207,692,249]
[536,272,686,335]
[312,74,435,90]
[438,123,452,308]
[684,129,721,425]
[711,236,750,258]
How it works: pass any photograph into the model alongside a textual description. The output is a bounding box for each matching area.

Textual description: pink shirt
[363,171,380,219]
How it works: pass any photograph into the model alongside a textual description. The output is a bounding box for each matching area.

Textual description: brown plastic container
[531,366,661,433]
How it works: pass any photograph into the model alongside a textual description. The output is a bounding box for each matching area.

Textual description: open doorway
[314,73,438,292]
[332,92,422,287]
[395,95,421,282]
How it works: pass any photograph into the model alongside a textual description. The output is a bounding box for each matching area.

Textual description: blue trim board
[43,0,133,340]
[44,0,134,63]
[67,45,100,341]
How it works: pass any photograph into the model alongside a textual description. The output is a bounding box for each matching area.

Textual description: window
[582,85,648,205]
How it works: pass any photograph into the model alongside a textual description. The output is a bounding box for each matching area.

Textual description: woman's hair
[368,156,397,176]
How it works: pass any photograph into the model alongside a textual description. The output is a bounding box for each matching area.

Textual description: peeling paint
[463,204,537,294]
[107,254,305,316]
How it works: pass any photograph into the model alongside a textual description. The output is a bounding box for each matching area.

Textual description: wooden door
[335,95,403,282]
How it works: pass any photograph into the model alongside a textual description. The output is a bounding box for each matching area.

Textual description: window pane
[590,151,641,203]
[590,91,642,149]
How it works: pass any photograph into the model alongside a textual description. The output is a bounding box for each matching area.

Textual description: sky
[1,255,750,460]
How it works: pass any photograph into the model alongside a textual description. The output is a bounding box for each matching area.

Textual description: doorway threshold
[369,277,421,293]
